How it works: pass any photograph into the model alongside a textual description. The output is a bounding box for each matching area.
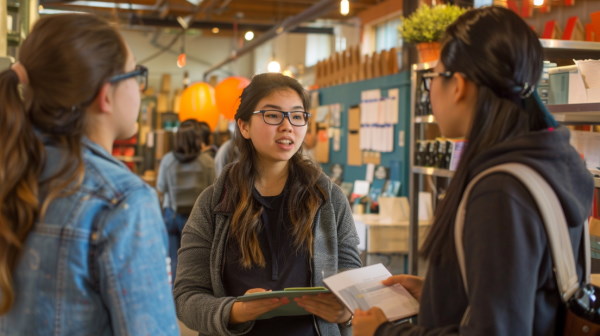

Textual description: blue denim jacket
[0,138,179,336]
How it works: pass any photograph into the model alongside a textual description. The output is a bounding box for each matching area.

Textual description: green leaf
[398,5,466,43]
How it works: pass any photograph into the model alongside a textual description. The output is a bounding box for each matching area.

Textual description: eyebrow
[260,104,305,110]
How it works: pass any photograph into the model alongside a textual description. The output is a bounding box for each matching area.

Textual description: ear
[237,118,251,139]
[92,83,113,114]
[452,73,469,103]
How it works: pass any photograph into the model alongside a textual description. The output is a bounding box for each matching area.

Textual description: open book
[323,263,419,321]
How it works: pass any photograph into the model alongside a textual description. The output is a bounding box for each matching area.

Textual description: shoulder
[468,171,536,206]
[82,148,156,205]
[315,172,347,203]
[199,152,215,166]
[159,152,176,167]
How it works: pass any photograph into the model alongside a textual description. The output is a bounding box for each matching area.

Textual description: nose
[278,115,294,131]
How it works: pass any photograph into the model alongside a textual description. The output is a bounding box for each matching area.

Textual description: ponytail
[0,69,45,314]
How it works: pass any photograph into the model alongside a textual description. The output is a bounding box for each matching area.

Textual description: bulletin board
[313,71,411,197]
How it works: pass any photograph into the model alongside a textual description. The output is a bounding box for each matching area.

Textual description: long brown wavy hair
[420,7,551,264]
[0,14,127,314]
[225,73,327,268]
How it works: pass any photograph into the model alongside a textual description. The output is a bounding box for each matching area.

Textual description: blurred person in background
[157,119,216,281]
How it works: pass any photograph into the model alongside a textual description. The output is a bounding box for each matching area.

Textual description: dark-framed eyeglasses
[109,65,148,91]
[422,71,454,92]
[252,109,311,126]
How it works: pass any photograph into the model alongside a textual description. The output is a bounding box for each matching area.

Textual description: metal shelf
[7,33,20,45]
[414,115,436,123]
[7,1,20,10]
[412,166,455,178]
[541,39,600,59]
[412,61,437,71]
[547,103,600,124]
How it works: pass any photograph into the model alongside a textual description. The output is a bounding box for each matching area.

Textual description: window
[375,17,401,52]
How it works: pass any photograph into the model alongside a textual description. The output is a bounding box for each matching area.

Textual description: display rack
[4,0,31,58]
[407,39,600,275]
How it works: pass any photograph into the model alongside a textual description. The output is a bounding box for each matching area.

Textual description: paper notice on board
[387,89,399,124]
[332,128,341,151]
[361,89,381,124]
[316,106,330,123]
[330,104,341,127]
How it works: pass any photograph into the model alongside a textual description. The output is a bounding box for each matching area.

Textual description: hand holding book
[322,263,420,321]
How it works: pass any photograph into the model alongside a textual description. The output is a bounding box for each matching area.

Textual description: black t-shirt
[223,188,317,336]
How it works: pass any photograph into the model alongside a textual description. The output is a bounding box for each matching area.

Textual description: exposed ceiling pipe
[202,0,337,80]
[133,17,334,34]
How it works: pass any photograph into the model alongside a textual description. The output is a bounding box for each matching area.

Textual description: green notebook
[236,287,330,320]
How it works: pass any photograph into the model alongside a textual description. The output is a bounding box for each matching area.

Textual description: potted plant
[399,4,466,63]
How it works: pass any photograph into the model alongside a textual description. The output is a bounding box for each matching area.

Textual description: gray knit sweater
[173,164,361,336]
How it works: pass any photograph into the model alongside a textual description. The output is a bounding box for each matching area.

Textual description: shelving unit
[3,0,31,58]
[412,166,454,178]
[548,103,600,124]
[407,39,600,276]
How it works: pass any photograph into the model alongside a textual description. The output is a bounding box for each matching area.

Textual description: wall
[522,0,600,34]
[317,71,412,196]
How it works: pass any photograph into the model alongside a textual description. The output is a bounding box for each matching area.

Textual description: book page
[324,263,419,321]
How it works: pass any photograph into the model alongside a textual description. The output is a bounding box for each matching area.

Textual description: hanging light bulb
[340,0,349,16]
[177,33,186,68]
[177,53,186,68]
[244,31,255,41]
[267,59,281,73]
[533,0,544,6]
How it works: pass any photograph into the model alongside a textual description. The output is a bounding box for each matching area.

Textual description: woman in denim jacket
[0,14,179,335]
[174,73,361,335]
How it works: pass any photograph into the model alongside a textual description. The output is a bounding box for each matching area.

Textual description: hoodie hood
[174,151,199,163]
[468,126,593,227]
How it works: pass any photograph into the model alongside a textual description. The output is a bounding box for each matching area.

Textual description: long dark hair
[421,6,551,264]
[0,14,127,314]
[225,73,326,268]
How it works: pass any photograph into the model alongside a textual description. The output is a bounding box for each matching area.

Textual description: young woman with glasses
[352,6,593,336]
[0,14,178,335]
[173,72,361,335]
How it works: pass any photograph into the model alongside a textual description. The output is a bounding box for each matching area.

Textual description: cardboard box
[367,222,431,253]
[378,197,409,222]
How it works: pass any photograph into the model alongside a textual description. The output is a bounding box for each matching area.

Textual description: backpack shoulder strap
[455,163,582,304]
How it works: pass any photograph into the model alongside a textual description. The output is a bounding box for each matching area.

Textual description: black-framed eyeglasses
[109,65,148,91]
[252,109,311,126]
[422,71,454,92]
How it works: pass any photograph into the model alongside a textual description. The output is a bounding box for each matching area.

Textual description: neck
[84,107,117,153]
[254,161,289,196]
